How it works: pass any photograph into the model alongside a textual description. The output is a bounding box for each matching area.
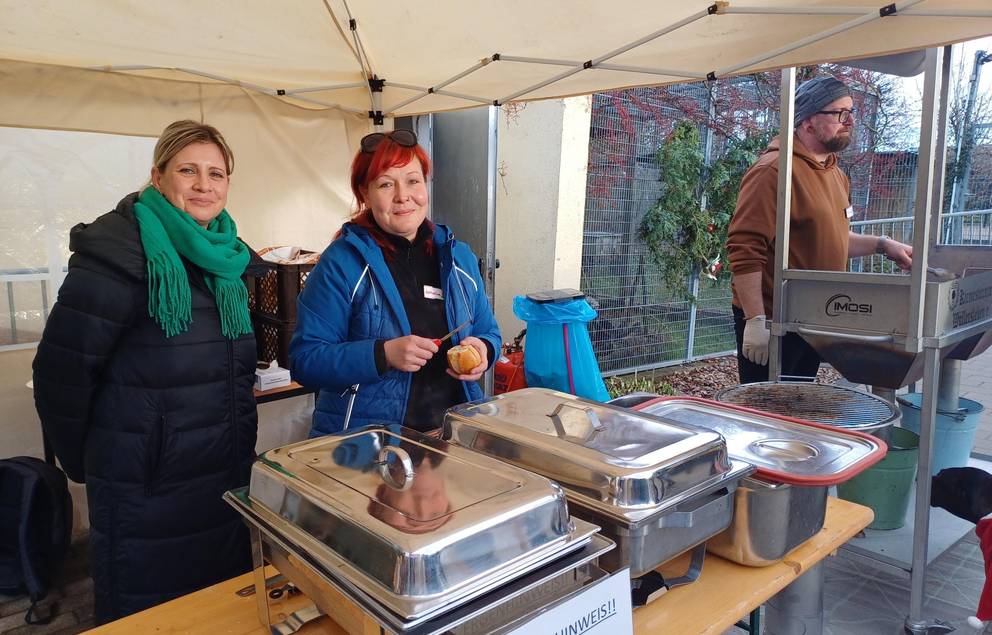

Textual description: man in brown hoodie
[727,75,913,384]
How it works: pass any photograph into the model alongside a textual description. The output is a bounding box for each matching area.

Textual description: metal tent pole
[905,348,949,635]
[768,68,796,382]
[904,46,952,635]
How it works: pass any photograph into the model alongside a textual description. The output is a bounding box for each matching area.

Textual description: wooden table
[87,497,872,635]
[254,381,314,404]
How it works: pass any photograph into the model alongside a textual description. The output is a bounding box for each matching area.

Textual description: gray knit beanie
[794,76,851,125]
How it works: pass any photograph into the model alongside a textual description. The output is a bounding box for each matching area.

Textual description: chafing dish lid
[444,387,732,516]
[249,425,578,600]
[286,428,516,521]
[633,396,887,485]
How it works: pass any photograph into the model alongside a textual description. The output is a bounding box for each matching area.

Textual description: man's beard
[822,131,852,153]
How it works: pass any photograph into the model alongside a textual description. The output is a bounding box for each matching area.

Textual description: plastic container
[252,313,295,368]
[897,393,984,476]
[836,426,919,530]
[247,250,318,322]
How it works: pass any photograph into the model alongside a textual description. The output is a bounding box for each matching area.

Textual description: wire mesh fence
[583,86,744,375]
[583,77,992,376]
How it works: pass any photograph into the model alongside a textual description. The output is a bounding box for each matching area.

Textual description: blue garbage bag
[512,295,610,401]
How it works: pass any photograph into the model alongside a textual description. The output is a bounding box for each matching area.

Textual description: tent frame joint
[880,3,897,17]
[368,77,385,92]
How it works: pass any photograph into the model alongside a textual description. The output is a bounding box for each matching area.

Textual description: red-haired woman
[290,130,500,436]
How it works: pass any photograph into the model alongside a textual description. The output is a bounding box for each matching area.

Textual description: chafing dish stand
[227,487,629,635]
[768,48,992,635]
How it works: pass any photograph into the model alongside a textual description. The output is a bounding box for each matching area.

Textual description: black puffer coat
[32,193,258,623]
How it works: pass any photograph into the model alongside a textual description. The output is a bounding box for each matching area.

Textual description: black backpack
[0,456,73,624]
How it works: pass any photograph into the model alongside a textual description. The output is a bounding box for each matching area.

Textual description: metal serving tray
[444,387,745,524]
[706,477,828,567]
[226,488,615,633]
[633,397,886,486]
[631,396,887,567]
[245,425,598,619]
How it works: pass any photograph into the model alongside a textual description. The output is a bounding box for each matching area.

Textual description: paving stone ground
[0,541,93,635]
[960,351,992,458]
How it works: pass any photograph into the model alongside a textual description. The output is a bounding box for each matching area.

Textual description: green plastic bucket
[836,427,919,530]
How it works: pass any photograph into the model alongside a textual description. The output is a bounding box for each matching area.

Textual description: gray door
[425,106,498,302]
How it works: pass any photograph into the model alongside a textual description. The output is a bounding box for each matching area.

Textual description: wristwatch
[875,235,890,255]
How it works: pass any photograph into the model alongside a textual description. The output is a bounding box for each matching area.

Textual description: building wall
[493,96,592,340]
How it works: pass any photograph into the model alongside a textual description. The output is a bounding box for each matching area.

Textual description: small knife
[433,320,471,347]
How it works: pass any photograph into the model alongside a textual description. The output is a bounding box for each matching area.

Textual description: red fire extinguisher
[493,329,527,395]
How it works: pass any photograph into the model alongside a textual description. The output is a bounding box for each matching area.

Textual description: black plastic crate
[247,251,317,322]
[252,313,295,368]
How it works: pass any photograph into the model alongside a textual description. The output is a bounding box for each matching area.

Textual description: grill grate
[715,382,899,430]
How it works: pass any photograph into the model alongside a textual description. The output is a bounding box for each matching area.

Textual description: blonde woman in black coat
[33,120,259,623]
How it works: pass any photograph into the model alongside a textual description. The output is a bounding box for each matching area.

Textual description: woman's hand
[384,335,438,372]
[446,336,488,381]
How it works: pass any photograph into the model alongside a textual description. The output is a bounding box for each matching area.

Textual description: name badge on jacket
[844,206,854,219]
[424,285,444,300]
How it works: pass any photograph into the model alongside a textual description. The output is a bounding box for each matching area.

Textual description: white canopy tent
[1,1,991,246]
[4,1,992,116]
[2,3,992,626]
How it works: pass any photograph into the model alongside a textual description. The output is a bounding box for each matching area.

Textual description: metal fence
[0,267,61,350]
[583,81,992,376]
[850,208,992,273]
[583,87,738,375]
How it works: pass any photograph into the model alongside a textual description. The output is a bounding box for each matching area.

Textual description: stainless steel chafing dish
[631,395,886,566]
[443,388,754,579]
[227,424,612,632]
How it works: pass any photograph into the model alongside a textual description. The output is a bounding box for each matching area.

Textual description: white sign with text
[507,568,633,635]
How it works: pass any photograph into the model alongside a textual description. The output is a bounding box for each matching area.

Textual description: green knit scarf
[133,187,252,338]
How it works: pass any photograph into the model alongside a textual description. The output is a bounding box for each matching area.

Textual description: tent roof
[2,0,991,119]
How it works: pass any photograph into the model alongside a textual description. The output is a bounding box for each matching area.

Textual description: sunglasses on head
[360,130,418,154]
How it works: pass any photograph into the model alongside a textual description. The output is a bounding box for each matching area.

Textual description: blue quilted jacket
[290,222,500,435]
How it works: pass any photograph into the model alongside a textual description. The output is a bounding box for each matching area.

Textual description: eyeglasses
[816,108,856,124]
[360,130,418,154]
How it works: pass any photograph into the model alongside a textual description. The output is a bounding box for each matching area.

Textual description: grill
[715,382,899,434]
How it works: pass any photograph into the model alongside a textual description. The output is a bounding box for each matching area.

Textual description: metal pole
[906,48,943,353]
[950,51,991,219]
[905,347,949,635]
[686,273,699,359]
[929,47,954,249]
[768,68,796,382]
[904,50,953,635]
[484,104,499,397]
[6,281,16,344]
[687,101,716,361]
[936,358,962,413]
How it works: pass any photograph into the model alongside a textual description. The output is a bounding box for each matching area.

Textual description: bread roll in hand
[447,344,482,375]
